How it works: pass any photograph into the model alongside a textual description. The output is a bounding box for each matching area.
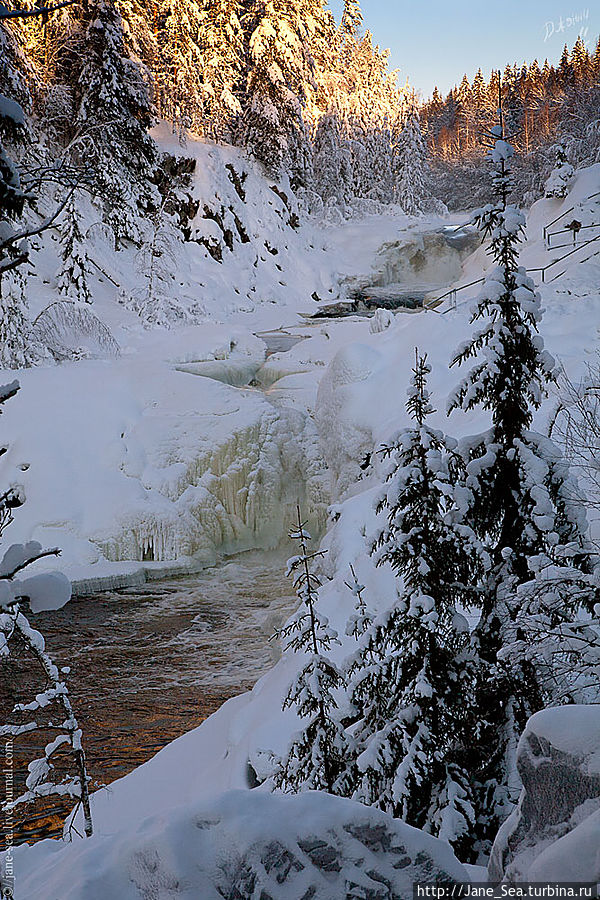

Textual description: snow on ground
[6,147,600,892]
[15,790,469,900]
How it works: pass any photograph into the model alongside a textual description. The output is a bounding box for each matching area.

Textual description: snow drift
[14,789,468,900]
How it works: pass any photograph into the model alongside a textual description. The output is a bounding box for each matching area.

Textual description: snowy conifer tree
[344,352,478,854]
[365,122,394,203]
[393,106,431,215]
[448,122,595,853]
[57,193,92,304]
[544,143,574,199]
[155,0,204,135]
[313,112,352,206]
[341,0,363,38]
[196,0,244,141]
[123,207,183,329]
[0,270,34,369]
[0,379,92,838]
[273,507,350,795]
[242,0,317,179]
[74,0,157,247]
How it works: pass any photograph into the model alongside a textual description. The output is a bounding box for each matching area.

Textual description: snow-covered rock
[370,308,395,333]
[16,790,469,900]
[488,706,600,883]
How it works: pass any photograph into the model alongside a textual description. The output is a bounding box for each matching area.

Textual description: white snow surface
[523,706,600,776]
[15,790,468,900]
[527,809,600,882]
[6,143,600,889]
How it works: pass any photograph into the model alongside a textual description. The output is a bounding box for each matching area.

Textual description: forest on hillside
[422,36,600,207]
[3,0,600,230]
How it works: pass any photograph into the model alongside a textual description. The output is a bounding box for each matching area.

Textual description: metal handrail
[547,238,599,252]
[542,190,600,242]
[425,230,600,314]
[549,244,600,283]
[548,222,600,239]
[541,231,600,279]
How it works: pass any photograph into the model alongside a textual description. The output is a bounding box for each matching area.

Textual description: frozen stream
[4,549,297,845]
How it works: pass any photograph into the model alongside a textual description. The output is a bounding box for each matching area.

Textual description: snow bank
[15,789,468,900]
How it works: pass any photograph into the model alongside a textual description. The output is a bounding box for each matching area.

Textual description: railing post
[541,268,545,283]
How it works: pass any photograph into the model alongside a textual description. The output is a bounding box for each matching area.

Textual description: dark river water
[1,550,296,845]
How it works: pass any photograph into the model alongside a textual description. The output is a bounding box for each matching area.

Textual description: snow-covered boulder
[17,790,468,900]
[370,308,394,333]
[488,706,600,883]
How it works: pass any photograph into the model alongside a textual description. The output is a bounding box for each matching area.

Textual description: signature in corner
[544,9,590,43]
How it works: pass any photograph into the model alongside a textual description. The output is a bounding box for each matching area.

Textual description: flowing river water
[2,549,297,845]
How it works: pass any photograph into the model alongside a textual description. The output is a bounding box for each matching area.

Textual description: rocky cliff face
[488,706,600,883]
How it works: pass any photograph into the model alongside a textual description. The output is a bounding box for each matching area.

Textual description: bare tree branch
[0,0,75,20]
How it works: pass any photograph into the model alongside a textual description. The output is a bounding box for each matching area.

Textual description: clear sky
[327,1,598,98]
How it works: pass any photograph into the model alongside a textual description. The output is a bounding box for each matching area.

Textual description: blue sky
[327,1,598,98]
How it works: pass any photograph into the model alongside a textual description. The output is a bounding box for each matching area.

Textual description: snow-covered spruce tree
[0,379,92,838]
[123,205,184,329]
[196,0,245,141]
[393,105,431,215]
[448,122,596,854]
[544,143,574,199]
[343,352,479,856]
[273,506,350,795]
[313,111,352,207]
[365,122,394,204]
[0,270,35,369]
[56,192,92,304]
[242,0,317,182]
[74,0,157,247]
[341,0,363,38]
[1,3,89,372]
[1,22,33,279]
[500,562,600,707]
[155,0,205,137]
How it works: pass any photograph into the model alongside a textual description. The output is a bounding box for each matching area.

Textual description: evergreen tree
[455,74,472,151]
[313,112,345,203]
[74,0,157,246]
[242,0,316,178]
[393,106,431,214]
[447,121,595,854]
[56,193,92,304]
[344,352,478,855]
[365,121,394,203]
[341,0,363,38]
[1,22,31,275]
[0,270,33,369]
[124,206,183,329]
[196,0,244,141]
[273,506,350,795]
[544,143,574,199]
[155,0,205,136]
